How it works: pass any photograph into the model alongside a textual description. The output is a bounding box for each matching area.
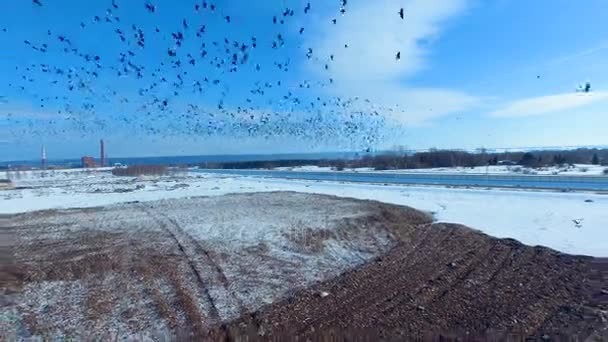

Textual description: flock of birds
[5,0,592,151]
[2,0,411,151]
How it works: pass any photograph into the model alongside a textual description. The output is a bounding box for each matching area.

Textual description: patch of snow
[266,164,608,176]
[365,164,608,176]
[273,165,333,172]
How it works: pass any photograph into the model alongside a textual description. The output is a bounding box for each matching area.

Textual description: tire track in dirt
[139,204,245,322]
[138,205,221,324]
[160,214,245,312]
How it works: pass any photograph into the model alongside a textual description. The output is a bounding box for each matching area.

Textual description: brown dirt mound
[226,222,608,340]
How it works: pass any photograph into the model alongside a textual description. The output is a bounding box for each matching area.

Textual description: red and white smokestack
[41,145,46,169]
[100,139,105,167]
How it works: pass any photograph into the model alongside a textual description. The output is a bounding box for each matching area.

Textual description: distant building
[81,156,96,168]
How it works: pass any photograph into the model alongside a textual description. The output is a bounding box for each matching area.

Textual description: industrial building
[81,156,96,168]
[79,140,106,168]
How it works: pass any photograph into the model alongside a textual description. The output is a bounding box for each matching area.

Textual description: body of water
[0,151,363,168]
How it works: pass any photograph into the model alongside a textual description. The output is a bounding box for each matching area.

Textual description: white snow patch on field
[374,164,607,176]
[1,169,607,256]
[268,164,608,175]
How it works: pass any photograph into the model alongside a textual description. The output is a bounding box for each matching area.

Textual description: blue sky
[1,0,607,161]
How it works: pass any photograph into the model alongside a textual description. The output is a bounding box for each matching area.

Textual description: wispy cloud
[547,42,608,67]
[0,102,60,120]
[306,0,476,125]
[489,91,608,118]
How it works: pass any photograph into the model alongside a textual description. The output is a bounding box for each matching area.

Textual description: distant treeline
[201,148,608,171]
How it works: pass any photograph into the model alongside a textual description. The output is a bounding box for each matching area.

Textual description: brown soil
[227,205,608,340]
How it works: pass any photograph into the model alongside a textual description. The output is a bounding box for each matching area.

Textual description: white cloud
[305,0,476,124]
[489,91,608,118]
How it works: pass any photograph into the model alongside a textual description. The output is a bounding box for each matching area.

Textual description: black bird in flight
[399,8,404,19]
[304,2,311,14]
[578,82,592,93]
[396,51,401,60]
[145,2,155,13]
[33,0,43,6]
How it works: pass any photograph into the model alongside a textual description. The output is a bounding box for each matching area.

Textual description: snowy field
[3,192,404,338]
[1,168,607,256]
[274,164,608,176]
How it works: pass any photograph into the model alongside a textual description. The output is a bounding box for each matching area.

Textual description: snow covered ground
[3,192,397,335]
[273,164,608,176]
[1,168,607,256]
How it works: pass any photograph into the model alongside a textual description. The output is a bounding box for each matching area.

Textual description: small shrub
[578,167,588,173]
[511,166,522,173]
[112,165,169,177]
[603,168,608,175]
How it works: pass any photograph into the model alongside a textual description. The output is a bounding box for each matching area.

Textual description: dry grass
[285,226,335,253]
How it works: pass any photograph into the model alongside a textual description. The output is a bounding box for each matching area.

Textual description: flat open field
[2,169,607,256]
[2,192,607,340]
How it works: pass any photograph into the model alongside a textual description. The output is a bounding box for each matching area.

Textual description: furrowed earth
[1,192,607,340]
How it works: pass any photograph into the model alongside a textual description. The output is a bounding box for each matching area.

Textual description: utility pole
[100,139,105,167]
[41,145,46,170]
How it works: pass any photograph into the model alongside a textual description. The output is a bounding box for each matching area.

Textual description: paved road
[197,169,608,191]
